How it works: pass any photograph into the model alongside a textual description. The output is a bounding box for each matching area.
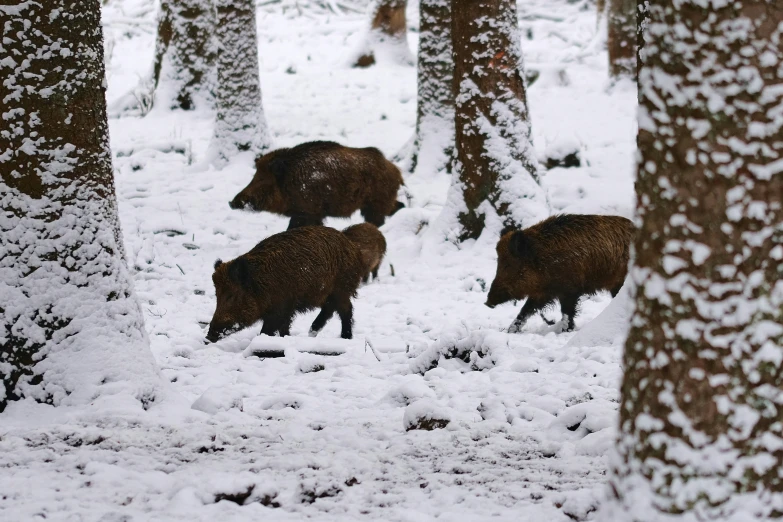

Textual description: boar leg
[361,207,386,227]
[335,296,354,339]
[261,316,280,337]
[309,299,336,337]
[558,294,580,332]
[260,319,279,336]
[288,214,324,230]
[610,284,623,298]
[260,308,293,337]
[371,266,379,281]
[276,312,294,337]
[508,298,552,333]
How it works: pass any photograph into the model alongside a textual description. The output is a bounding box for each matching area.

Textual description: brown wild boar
[342,223,387,283]
[485,214,633,332]
[229,141,405,229]
[206,226,364,342]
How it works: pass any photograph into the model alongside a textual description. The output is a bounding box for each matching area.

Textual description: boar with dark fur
[485,214,634,332]
[342,223,387,283]
[230,141,405,229]
[207,226,364,342]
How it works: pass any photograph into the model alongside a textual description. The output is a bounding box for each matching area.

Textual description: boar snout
[206,322,238,343]
[229,196,244,210]
[485,281,512,309]
[205,327,222,343]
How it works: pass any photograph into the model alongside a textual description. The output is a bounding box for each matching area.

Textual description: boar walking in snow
[485,214,634,332]
[229,141,405,229]
[342,223,387,283]
[206,226,364,342]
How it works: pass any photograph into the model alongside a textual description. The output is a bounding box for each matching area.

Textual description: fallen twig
[365,339,381,362]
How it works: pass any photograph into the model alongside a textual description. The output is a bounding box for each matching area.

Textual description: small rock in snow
[260,394,303,410]
[510,359,539,373]
[191,387,244,414]
[383,377,436,406]
[554,487,600,521]
[297,354,326,374]
[403,400,451,431]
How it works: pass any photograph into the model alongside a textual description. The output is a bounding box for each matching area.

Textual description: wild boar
[485,214,634,332]
[207,226,364,342]
[229,141,405,229]
[342,223,387,283]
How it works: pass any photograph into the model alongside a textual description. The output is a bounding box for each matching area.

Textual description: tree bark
[396,0,453,175]
[209,0,272,167]
[635,0,648,84]
[0,0,162,411]
[607,0,636,78]
[450,0,548,241]
[112,0,215,115]
[153,0,215,110]
[607,1,783,519]
[353,0,413,68]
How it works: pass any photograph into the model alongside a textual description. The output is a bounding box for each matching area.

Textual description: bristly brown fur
[342,223,387,283]
[229,141,405,229]
[486,214,634,332]
[207,226,365,342]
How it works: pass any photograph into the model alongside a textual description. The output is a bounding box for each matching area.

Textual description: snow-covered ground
[0,0,637,520]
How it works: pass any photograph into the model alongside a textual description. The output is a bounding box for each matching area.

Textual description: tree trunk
[209,0,272,167]
[450,0,548,241]
[353,0,413,68]
[607,1,783,519]
[635,0,648,84]
[397,0,453,176]
[153,0,215,110]
[112,0,215,115]
[607,0,636,78]
[0,0,163,411]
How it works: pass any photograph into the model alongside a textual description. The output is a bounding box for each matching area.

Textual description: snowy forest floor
[0,0,637,520]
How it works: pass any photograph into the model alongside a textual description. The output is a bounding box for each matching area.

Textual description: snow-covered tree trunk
[0,0,163,412]
[113,0,215,114]
[352,0,413,68]
[607,0,635,78]
[449,0,548,241]
[636,0,648,84]
[607,1,783,519]
[208,0,272,167]
[396,0,453,176]
[153,0,215,110]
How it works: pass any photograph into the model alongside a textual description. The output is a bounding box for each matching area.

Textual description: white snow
[0,0,638,520]
[566,284,632,350]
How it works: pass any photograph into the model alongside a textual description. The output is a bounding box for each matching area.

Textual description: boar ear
[227,258,252,286]
[500,224,517,238]
[213,259,223,271]
[253,157,264,176]
[508,231,533,258]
